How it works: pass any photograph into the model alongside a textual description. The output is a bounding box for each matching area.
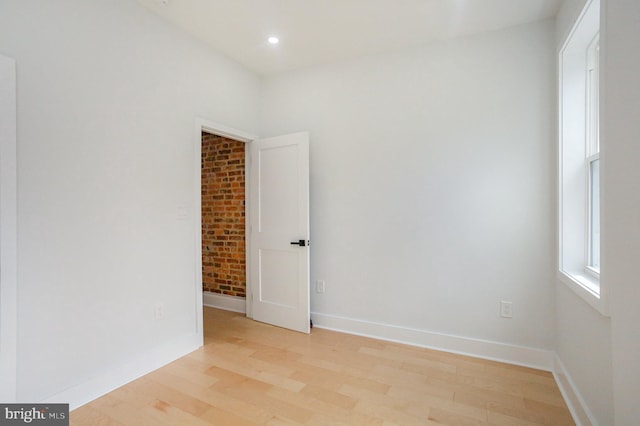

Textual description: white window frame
[558,0,608,315]
[586,152,599,277]
[585,34,600,277]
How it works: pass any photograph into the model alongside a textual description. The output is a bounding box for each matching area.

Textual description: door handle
[290,239,309,247]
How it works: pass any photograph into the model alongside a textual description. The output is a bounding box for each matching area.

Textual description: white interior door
[250,132,310,333]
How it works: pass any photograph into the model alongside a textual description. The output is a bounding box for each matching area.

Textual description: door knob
[290,239,308,247]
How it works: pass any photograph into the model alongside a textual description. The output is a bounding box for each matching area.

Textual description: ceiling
[137,0,564,75]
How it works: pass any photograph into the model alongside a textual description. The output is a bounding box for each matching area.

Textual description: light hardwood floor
[71,307,574,425]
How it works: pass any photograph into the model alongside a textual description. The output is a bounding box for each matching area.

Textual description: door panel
[258,144,299,233]
[250,132,310,333]
[259,249,299,308]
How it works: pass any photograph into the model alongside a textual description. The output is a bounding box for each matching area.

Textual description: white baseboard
[311,312,554,371]
[45,332,202,411]
[553,355,598,426]
[203,291,246,313]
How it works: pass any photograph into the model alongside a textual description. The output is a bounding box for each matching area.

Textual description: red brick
[201,133,246,297]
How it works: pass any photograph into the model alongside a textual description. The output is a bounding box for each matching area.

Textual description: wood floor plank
[387,386,488,422]
[223,380,314,423]
[453,385,527,410]
[88,393,175,426]
[359,346,458,374]
[198,405,260,426]
[352,399,428,425]
[486,409,542,426]
[126,377,212,418]
[267,384,382,425]
[289,361,391,394]
[339,384,429,424]
[70,308,574,425]
[70,404,125,426]
[428,407,489,426]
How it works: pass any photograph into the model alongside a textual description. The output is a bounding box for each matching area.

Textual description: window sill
[558,270,609,316]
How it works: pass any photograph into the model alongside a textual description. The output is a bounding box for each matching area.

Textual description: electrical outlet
[316,280,325,294]
[500,301,513,318]
[154,302,165,320]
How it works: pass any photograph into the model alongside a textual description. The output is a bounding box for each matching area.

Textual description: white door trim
[0,54,18,402]
[194,118,257,329]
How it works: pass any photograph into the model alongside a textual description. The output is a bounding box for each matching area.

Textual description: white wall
[260,21,556,352]
[0,0,259,403]
[554,1,614,424]
[0,53,17,402]
[601,0,640,423]
[556,284,613,424]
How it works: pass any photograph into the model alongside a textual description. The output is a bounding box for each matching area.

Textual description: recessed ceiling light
[268,36,280,45]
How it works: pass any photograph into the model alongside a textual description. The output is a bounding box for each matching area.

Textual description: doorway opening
[194,119,256,338]
[201,131,247,300]
[194,120,310,336]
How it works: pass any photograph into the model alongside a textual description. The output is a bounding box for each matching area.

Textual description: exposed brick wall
[201,132,246,298]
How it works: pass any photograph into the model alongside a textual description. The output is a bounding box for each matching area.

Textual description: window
[559,0,607,314]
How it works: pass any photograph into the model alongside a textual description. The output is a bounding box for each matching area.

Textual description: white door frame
[194,118,257,332]
[0,54,18,402]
